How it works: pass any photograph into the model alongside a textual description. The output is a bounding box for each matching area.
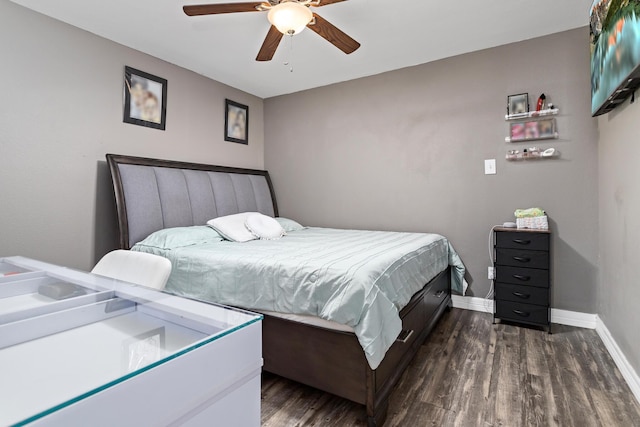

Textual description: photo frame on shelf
[123,66,167,131]
[537,118,555,137]
[524,121,539,139]
[508,93,529,116]
[224,99,249,145]
[510,122,526,141]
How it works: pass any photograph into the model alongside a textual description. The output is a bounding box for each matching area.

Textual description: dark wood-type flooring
[261,308,640,426]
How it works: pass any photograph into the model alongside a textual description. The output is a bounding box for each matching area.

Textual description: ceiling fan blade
[308,13,360,55]
[183,2,264,16]
[256,25,283,61]
[314,0,349,6]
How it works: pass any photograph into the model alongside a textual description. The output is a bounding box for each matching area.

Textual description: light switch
[484,159,496,175]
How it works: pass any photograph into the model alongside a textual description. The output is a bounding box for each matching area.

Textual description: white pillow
[207,212,258,242]
[245,214,286,240]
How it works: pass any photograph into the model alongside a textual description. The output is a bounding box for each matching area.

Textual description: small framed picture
[537,119,555,137]
[508,93,529,116]
[510,122,525,141]
[225,99,248,144]
[123,66,167,130]
[524,121,539,139]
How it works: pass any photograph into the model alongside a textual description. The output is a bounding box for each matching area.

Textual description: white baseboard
[550,308,597,329]
[451,295,639,405]
[451,295,597,328]
[596,316,640,405]
[451,295,493,313]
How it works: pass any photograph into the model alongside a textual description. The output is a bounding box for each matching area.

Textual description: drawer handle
[512,291,530,299]
[512,274,530,281]
[512,309,530,317]
[396,329,414,343]
[434,290,445,298]
[512,256,531,263]
[512,239,531,245]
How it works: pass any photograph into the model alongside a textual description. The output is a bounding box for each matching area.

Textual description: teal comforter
[133,227,465,369]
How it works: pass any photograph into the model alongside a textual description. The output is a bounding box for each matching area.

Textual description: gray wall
[597,102,640,377]
[0,1,264,270]
[265,27,600,313]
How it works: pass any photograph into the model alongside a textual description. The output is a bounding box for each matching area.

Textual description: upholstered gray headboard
[106,154,278,249]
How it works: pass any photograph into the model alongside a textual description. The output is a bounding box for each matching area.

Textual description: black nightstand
[493,227,551,333]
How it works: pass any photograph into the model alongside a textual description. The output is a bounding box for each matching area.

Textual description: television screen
[590,0,640,116]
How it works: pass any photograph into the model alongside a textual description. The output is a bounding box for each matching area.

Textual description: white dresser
[0,256,263,427]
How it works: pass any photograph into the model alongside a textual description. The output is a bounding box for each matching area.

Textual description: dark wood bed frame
[106,154,452,426]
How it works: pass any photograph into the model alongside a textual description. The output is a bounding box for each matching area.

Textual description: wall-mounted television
[590,0,640,116]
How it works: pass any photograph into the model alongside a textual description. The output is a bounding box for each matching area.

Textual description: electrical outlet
[488,266,495,280]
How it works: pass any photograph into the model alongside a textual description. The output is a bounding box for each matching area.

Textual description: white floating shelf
[505,108,559,121]
[505,150,559,161]
[505,132,559,143]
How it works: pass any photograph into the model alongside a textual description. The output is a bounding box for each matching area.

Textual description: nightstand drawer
[496,231,549,251]
[495,300,548,326]
[495,283,549,306]
[495,265,549,288]
[495,248,549,269]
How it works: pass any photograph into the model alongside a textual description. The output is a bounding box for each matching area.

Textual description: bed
[105,153,465,426]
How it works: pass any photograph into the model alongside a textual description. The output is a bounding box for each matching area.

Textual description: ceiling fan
[183,0,361,62]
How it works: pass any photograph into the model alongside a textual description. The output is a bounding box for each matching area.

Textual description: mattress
[258,309,355,332]
[132,226,465,369]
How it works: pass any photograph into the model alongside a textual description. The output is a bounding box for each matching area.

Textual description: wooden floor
[261,309,640,426]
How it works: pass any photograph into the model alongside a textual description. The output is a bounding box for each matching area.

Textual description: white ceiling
[10,0,589,98]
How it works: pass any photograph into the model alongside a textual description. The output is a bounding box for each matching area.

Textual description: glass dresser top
[0,256,262,426]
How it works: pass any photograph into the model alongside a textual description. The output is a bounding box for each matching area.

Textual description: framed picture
[510,122,526,141]
[537,118,555,137]
[123,66,167,130]
[225,99,248,144]
[508,93,529,116]
[524,121,539,139]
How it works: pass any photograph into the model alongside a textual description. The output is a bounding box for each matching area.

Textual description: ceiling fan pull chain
[284,33,294,72]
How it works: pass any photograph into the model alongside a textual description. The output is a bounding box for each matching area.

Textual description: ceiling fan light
[267,2,313,35]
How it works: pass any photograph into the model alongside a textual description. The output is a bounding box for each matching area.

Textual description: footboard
[262,267,451,426]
